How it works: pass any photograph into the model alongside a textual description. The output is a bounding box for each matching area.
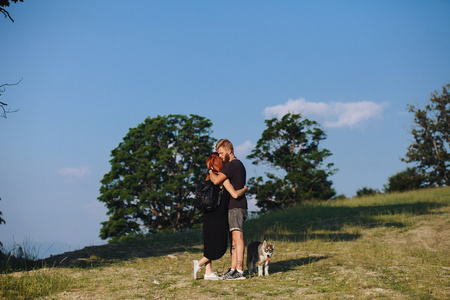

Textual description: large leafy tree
[402,84,450,187]
[98,114,215,242]
[247,113,336,212]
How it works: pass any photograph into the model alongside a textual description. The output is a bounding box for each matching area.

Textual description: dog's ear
[263,240,266,246]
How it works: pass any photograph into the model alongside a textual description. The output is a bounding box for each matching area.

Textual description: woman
[193,152,248,280]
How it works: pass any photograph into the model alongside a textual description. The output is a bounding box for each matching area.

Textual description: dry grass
[1,187,449,299]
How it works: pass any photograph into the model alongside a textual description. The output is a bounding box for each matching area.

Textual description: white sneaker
[204,272,219,280]
[192,260,201,279]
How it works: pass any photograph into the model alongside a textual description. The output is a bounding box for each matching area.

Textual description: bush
[355,186,380,197]
[384,167,425,193]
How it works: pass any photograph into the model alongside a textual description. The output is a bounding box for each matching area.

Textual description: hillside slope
[2,187,450,299]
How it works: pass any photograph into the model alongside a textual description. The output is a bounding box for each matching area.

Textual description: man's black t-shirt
[220,159,247,210]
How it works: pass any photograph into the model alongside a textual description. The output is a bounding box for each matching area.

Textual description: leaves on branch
[0,0,24,23]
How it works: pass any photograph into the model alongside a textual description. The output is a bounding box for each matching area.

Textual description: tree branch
[0,7,14,22]
[0,78,23,89]
[0,78,22,118]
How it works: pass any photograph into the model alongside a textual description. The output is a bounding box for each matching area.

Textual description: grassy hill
[1,187,449,299]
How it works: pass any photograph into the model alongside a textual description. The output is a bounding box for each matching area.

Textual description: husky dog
[246,240,275,276]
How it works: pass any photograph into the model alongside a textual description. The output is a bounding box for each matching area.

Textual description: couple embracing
[193,139,248,280]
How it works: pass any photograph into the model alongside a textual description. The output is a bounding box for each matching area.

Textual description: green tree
[0,0,23,22]
[355,186,380,197]
[402,84,450,187]
[98,114,215,242]
[247,113,336,212]
[384,167,425,193]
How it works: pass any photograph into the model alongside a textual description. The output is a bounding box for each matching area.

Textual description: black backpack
[194,179,223,212]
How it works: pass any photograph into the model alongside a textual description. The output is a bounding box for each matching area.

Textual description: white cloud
[235,140,253,158]
[57,166,92,179]
[264,98,388,128]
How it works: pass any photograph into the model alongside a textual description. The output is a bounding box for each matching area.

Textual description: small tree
[247,113,336,212]
[98,114,215,242]
[402,83,450,187]
[384,167,425,193]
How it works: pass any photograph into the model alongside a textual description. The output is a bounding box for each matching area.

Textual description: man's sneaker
[204,272,220,280]
[226,270,246,280]
[192,260,201,279]
[220,268,235,280]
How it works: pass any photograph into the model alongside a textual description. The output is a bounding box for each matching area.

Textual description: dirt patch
[375,207,450,254]
[363,287,405,299]
[405,214,450,252]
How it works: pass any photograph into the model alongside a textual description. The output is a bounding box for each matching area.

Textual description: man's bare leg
[231,230,244,271]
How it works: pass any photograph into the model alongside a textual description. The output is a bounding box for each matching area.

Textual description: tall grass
[0,269,73,299]
[0,237,42,272]
[0,238,73,299]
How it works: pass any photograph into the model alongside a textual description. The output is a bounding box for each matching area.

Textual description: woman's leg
[198,256,210,267]
[205,260,213,275]
[198,256,215,275]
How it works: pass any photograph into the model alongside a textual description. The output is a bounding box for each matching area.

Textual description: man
[208,139,247,280]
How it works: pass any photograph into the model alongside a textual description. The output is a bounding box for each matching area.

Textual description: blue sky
[1,1,449,257]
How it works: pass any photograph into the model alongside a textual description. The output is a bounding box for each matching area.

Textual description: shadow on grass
[38,229,205,270]
[268,256,329,274]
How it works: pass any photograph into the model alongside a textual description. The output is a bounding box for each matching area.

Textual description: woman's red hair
[206,152,224,180]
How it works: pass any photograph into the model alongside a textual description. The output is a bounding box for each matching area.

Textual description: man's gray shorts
[228,208,247,232]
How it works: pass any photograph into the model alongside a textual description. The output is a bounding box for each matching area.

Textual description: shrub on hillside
[355,186,380,197]
[384,167,425,193]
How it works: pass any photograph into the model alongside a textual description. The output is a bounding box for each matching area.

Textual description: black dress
[203,183,229,260]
